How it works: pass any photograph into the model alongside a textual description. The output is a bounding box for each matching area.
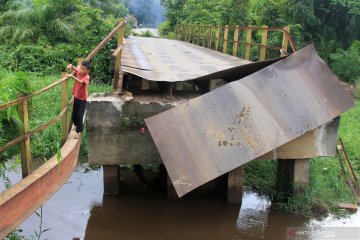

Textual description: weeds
[244,101,360,217]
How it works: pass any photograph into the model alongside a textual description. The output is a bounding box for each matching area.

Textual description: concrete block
[103,165,121,195]
[86,94,198,165]
[227,166,244,204]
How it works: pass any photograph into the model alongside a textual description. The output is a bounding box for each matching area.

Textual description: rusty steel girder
[145,45,355,197]
[0,130,81,238]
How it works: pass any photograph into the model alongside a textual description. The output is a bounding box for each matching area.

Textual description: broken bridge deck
[143,45,354,197]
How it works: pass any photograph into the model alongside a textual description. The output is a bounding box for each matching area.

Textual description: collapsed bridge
[87,34,354,201]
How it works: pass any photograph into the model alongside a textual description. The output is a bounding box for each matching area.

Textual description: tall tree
[0,0,78,44]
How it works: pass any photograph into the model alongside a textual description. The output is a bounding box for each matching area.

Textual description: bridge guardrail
[0,20,126,178]
[175,24,297,61]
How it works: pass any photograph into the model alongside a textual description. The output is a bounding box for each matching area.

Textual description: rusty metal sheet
[145,45,355,197]
[0,129,81,238]
[122,37,253,82]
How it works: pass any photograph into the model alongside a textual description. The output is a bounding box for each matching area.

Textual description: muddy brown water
[1,158,359,240]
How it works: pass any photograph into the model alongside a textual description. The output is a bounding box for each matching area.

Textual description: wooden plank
[223,25,229,54]
[113,19,125,93]
[245,28,252,60]
[0,77,67,111]
[112,45,123,58]
[0,99,72,153]
[338,203,358,211]
[60,74,69,145]
[191,25,195,43]
[84,20,126,62]
[197,25,200,45]
[232,26,239,56]
[208,26,213,49]
[215,25,220,51]
[260,25,268,61]
[17,97,31,178]
[201,26,205,46]
[281,26,290,55]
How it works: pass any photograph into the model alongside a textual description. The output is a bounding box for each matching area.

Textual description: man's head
[80,61,91,75]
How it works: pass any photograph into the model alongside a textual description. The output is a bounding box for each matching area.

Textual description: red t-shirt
[72,67,89,100]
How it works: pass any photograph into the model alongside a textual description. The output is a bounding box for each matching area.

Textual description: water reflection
[3,160,357,240]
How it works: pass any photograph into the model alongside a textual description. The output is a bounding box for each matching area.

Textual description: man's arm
[65,74,86,84]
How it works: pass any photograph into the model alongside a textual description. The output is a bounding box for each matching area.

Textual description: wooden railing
[0,20,126,178]
[175,24,297,61]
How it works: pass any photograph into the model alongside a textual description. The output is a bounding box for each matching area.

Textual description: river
[1,158,359,240]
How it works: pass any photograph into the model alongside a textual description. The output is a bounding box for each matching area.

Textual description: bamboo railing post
[202,26,206,46]
[223,25,229,53]
[17,97,31,178]
[215,25,220,51]
[208,26,213,49]
[245,27,252,60]
[232,25,240,56]
[60,74,69,145]
[182,25,186,41]
[260,26,268,61]
[281,26,291,55]
[197,25,201,45]
[113,20,125,93]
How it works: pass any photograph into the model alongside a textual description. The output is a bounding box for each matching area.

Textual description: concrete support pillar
[293,159,310,186]
[159,164,178,199]
[103,165,121,195]
[276,158,309,197]
[226,166,244,204]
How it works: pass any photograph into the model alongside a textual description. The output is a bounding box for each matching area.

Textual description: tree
[221,0,250,26]
[0,0,78,44]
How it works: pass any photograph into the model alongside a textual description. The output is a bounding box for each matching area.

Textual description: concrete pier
[103,165,121,195]
[276,158,310,197]
[86,94,339,202]
[226,166,244,204]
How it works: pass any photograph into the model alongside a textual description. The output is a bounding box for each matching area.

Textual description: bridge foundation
[87,94,339,202]
[226,166,244,204]
[103,165,121,195]
[276,158,310,198]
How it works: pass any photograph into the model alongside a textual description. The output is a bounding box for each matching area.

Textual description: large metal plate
[145,45,355,197]
[122,37,253,82]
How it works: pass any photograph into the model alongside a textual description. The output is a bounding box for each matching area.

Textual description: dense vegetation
[160,0,360,83]
[0,0,126,189]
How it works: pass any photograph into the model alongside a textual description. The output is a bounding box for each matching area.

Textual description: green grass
[244,101,360,216]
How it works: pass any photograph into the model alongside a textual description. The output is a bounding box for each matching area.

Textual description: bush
[355,81,360,100]
[158,21,176,39]
[330,41,360,83]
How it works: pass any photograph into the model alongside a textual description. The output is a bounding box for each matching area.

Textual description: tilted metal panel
[145,45,355,197]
